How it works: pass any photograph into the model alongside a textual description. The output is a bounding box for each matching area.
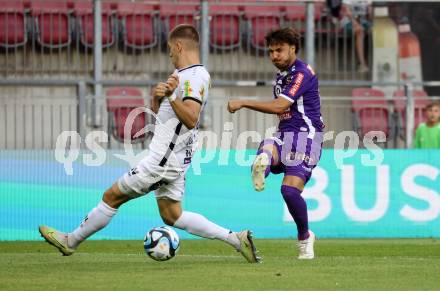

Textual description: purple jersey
[273,59,324,134]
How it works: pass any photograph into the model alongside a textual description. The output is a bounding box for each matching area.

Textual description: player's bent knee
[102,183,131,209]
[161,215,176,226]
[157,198,183,226]
[159,207,182,226]
[160,212,180,226]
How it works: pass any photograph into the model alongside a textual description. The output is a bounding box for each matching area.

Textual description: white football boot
[297,230,315,260]
[252,152,270,192]
[235,230,261,263]
[39,225,75,256]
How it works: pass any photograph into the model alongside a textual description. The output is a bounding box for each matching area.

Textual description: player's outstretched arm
[228,97,291,115]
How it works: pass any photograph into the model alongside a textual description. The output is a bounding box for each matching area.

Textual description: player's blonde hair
[168,24,199,50]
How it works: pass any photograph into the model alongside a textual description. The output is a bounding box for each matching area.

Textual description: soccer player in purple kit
[228,28,324,259]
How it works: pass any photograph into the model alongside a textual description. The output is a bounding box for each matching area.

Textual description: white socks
[66,205,240,250]
[173,211,240,249]
[68,201,117,249]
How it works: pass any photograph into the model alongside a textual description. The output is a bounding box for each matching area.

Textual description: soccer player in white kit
[39,24,260,263]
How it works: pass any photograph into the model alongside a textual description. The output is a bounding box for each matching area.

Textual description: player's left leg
[280,133,322,259]
[252,138,282,191]
[155,185,260,263]
[281,175,315,259]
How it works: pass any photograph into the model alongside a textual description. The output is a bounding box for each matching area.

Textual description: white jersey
[148,64,210,170]
[343,0,371,18]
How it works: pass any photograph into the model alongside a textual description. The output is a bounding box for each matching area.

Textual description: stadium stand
[117,2,157,50]
[106,87,150,148]
[30,1,71,48]
[393,89,430,139]
[209,3,241,49]
[73,1,115,48]
[0,1,27,48]
[159,3,198,39]
[284,3,323,33]
[243,4,283,50]
[351,88,392,144]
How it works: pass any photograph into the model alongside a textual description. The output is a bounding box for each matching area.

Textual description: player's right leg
[156,196,260,263]
[39,183,130,256]
[252,138,281,191]
[39,164,156,255]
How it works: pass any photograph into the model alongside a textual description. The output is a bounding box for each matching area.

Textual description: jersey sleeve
[278,71,310,103]
[179,74,208,105]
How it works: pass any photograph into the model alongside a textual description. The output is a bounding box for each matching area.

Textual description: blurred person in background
[410,3,440,96]
[339,0,372,73]
[413,102,440,149]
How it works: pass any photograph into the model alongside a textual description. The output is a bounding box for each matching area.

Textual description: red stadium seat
[393,89,430,138]
[0,1,27,48]
[117,3,157,49]
[159,3,198,35]
[209,4,241,49]
[351,88,391,141]
[284,3,322,32]
[73,1,115,48]
[243,5,282,50]
[106,87,151,147]
[31,1,71,48]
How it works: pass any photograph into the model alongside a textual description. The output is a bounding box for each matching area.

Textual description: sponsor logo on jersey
[277,110,292,121]
[287,152,314,165]
[184,80,193,96]
[289,73,304,97]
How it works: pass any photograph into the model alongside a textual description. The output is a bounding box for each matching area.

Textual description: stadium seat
[117,3,157,50]
[284,3,322,32]
[243,5,283,50]
[0,1,27,48]
[106,87,151,148]
[30,1,71,48]
[73,1,115,48]
[351,88,392,142]
[393,89,430,139]
[159,3,198,37]
[209,4,241,49]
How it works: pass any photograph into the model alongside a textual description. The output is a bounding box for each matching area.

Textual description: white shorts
[117,155,187,201]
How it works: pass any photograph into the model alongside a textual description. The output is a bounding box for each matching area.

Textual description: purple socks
[281,185,310,241]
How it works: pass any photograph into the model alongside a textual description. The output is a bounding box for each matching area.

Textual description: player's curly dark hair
[265,28,301,54]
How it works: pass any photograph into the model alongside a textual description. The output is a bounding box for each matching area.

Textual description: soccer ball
[143,226,180,261]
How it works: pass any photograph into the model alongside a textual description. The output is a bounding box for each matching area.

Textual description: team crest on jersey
[184,80,193,96]
[275,85,282,96]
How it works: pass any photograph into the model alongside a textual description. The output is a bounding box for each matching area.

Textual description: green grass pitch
[1,239,439,290]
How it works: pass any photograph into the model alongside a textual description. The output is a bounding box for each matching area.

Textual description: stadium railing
[0,0,370,82]
[1,80,438,150]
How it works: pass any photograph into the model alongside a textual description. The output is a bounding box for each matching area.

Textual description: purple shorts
[263,132,323,184]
